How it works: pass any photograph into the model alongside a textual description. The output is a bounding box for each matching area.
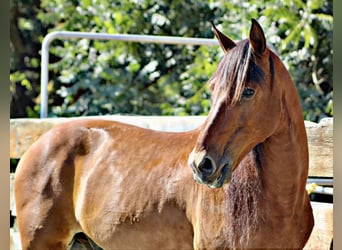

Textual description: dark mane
[224,144,264,248]
[210,39,264,106]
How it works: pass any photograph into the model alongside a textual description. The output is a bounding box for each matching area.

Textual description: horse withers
[14,19,314,249]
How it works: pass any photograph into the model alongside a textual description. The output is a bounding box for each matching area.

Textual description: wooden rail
[10,116,333,249]
[10,116,333,177]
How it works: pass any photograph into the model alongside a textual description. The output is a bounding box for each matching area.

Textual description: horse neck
[261,82,309,214]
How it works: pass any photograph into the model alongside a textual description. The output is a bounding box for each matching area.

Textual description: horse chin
[207,164,231,188]
[193,173,205,185]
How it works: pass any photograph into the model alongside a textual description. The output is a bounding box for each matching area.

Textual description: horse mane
[224,144,264,248]
[210,39,264,106]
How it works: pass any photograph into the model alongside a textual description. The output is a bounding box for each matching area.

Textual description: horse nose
[189,151,217,179]
[198,157,216,177]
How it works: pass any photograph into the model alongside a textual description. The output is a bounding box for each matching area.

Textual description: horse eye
[242,87,255,98]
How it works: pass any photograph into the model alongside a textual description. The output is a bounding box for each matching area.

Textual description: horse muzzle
[188,151,232,188]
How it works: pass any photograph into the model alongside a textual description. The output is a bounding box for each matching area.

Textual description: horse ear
[211,21,236,53]
[249,18,266,55]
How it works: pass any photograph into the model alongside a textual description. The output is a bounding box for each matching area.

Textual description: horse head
[189,19,285,188]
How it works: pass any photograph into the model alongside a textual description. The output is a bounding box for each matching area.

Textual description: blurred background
[10,0,333,122]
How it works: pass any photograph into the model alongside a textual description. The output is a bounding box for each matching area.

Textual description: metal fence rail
[40,31,218,118]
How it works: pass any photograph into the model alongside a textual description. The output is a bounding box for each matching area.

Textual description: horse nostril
[198,157,215,176]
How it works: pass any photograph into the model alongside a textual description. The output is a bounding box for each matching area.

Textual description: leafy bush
[10,0,332,122]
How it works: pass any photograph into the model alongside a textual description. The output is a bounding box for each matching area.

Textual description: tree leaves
[10,0,332,122]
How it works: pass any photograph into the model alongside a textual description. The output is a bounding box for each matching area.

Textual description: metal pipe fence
[40,31,218,118]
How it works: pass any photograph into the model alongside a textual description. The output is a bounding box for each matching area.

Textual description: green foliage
[260,0,333,121]
[10,0,332,122]
[34,0,220,116]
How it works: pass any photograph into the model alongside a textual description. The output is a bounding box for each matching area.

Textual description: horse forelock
[224,144,264,248]
[210,39,265,106]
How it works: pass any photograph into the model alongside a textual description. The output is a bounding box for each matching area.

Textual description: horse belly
[84,204,194,249]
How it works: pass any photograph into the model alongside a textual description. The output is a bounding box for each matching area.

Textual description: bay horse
[14,19,314,249]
